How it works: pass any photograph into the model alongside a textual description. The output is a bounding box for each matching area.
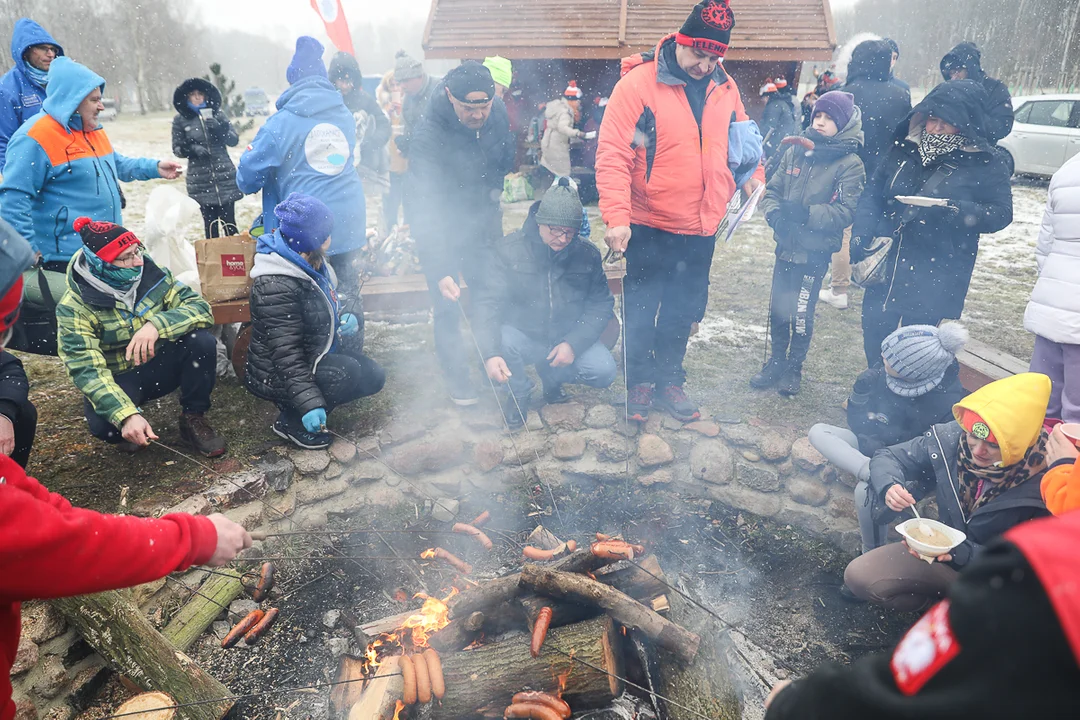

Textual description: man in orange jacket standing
[597,0,764,423]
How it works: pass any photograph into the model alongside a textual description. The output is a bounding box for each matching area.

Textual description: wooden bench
[956,338,1028,392]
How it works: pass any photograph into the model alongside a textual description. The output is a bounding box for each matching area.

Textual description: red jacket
[0,456,217,720]
[596,35,764,237]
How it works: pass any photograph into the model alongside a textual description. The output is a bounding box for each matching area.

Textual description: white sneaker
[819,288,848,310]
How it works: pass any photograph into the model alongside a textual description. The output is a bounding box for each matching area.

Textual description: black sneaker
[543,382,570,405]
[503,392,529,430]
[626,384,653,423]
[179,413,227,457]
[778,364,803,397]
[272,413,331,450]
[750,357,787,390]
[447,373,479,407]
[654,385,700,422]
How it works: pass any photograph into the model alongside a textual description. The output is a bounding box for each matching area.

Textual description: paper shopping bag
[194,233,256,303]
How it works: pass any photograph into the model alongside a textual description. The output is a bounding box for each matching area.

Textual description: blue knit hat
[287,37,327,85]
[881,322,968,398]
[274,193,334,253]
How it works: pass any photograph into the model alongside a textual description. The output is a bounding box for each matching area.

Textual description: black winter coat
[844,39,912,178]
[760,93,798,158]
[940,43,1014,144]
[245,251,339,415]
[472,204,615,360]
[327,53,391,173]
[846,363,966,457]
[171,78,243,207]
[407,81,515,281]
[0,350,29,424]
[852,80,1013,320]
[867,422,1050,569]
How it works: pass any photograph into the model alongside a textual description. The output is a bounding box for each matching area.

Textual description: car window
[1026,100,1074,128]
[1014,102,1032,123]
[1070,103,1080,129]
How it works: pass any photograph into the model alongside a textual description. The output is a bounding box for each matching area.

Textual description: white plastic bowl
[896,518,966,564]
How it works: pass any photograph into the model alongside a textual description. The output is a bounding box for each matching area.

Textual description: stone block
[289,449,332,475]
[720,423,757,447]
[326,637,350,658]
[791,437,827,471]
[330,439,357,464]
[428,470,465,496]
[825,465,859,489]
[13,698,35,720]
[258,455,295,492]
[229,599,259,617]
[560,457,635,483]
[431,498,461,524]
[741,450,761,462]
[33,655,67,699]
[553,433,587,460]
[737,463,781,492]
[689,440,735,485]
[343,460,386,485]
[757,429,792,462]
[296,478,349,505]
[585,405,618,428]
[268,488,297,517]
[44,707,74,720]
[322,610,341,628]
[322,462,344,481]
[165,493,211,517]
[683,421,720,437]
[12,634,38,675]
[829,496,857,520]
[640,469,673,486]
[391,434,465,475]
[378,421,425,447]
[776,505,831,536]
[705,483,784,518]
[827,529,862,555]
[788,477,830,507]
[637,434,674,468]
[585,429,632,463]
[23,603,67,644]
[223,500,263,529]
[540,403,586,431]
[526,410,544,432]
[473,438,505,472]
[643,415,664,435]
[204,470,268,508]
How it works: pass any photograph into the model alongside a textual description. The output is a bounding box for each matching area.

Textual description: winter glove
[302,408,327,433]
[190,144,211,159]
[765,210,781,230]
[727,115,763,189]
[778,200,810,224]
[338,313,360,337]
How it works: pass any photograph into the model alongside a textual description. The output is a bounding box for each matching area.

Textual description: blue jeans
[500,325,617,401]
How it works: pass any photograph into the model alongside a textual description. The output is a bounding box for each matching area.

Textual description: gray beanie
[535,177,583,229]
[881,322,969,398]
[394,50,424,82]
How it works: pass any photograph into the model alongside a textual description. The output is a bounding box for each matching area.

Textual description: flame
[557,667,572,696]
[392,700,405,720]
[420,548,437,560]
[360,587,460,676]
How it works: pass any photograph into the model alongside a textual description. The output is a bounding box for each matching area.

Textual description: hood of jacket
[806,104,864,157]
[619,34,728,85]
[10,19,64,81]
[42,56,104,130]
[846,39,892,83]
[172,77,222,118]
[952,372,1052,467]
[901,79,993,150]
[275,76,347,118]
[328,52,363,90]
[941,42,986,82]
[545,97,573,121]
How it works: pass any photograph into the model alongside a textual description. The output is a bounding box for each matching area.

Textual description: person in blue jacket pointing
[0,19,63,170]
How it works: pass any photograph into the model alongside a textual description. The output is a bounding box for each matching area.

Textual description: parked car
[243,87,271,117]
[999,94,1080,176]
[99,98,118,122]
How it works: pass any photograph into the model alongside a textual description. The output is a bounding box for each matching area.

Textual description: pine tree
[204,63,255,133]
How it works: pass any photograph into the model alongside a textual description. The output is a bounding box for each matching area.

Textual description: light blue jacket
[0,57,160,264]
[0,19,64,169]
[237,76,366,255]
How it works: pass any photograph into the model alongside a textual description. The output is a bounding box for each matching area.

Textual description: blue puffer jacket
[236,77,366,255]
[0,19,64,170]
[0,58,160,264]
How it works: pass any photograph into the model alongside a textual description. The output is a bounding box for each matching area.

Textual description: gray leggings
[808,424,886,554]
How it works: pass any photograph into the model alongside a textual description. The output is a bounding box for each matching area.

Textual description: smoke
[833,32,881,82]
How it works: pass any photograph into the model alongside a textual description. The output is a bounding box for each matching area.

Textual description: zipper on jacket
[198,113,226,207]
[933,427,968,526]
[85,133,118,218]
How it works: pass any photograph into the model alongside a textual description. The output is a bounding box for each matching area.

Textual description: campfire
[329,522,702,720]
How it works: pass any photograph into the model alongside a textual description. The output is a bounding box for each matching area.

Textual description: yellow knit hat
[483,56,512,88]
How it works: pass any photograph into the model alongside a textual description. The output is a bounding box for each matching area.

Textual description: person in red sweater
[0,222,253,720]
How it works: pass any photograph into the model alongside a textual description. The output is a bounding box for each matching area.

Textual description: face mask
[918,132,966,166]
[84,250,142,291]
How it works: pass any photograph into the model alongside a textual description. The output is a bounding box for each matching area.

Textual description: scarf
[918,132,968,166]
[76,251,143,310]
[187,100,207,113]
[956,429,1049,516]
[23,63,49,89]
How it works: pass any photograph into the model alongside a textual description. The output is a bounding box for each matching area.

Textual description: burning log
[518,565,701,664]
[347,655,404,720]
[330,656,367,719]
[428,611,486,653]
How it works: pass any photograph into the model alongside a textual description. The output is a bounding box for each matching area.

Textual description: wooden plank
[618,0,629,45]
[422,0,440,47]
[962,338,1029,375]
[162,570,244,652]
[211,299,250,325]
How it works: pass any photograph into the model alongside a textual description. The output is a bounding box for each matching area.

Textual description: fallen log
[348,655,403,720]
[428,611,486,653]
[518,565,700,664]
[430,616,622,719]
[115,692,176,720]
[330,655,367,720]
[162,570,244,652]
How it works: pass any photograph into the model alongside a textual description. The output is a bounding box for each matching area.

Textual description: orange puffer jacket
[596,35,764,236]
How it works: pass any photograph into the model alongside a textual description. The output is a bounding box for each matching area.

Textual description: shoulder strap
[900,160,958,224]
[36,266,57,309]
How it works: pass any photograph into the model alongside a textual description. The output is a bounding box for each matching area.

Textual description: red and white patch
[890,600,961,696]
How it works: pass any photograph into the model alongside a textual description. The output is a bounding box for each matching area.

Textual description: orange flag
[310,0,355,56]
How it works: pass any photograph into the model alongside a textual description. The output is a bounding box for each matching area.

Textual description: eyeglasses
[112,246,144,266]
[546,227,577,240]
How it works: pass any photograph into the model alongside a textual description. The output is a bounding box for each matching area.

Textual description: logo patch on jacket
[21,94,41,108]
[786,166,801,176]
[890,600,961,695]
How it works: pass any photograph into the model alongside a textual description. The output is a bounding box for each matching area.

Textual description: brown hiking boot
[179,413,227,458]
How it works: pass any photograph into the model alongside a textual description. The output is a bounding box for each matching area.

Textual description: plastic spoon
[911,505,932,538]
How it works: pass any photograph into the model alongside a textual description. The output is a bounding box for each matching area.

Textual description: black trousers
[861,284,946,367]
[84,330,217,443]
[384,172,407,229]
[4,399,37,468]
[422,253,487,385]
[277,350,386,419]
[624,224,716,388]
[769,259,828,366]
[200,202,238,238]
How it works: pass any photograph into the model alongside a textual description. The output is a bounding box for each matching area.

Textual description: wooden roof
[423,0,836,62]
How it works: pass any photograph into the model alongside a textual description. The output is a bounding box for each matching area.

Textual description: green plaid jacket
[57,251,214,427]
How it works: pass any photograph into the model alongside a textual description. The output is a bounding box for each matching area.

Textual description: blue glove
[302,408,327,433]
[338,313,359,337]
[579,208,591,240]
[728,118,764,190]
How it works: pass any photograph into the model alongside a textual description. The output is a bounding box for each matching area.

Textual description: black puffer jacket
[245,248,339,415]
[940,43,1014,144]
[846,363,967,457]
[472,203,614,359]
[867,423,1050,568]
[852,80,1013,320]
[327,53,391,173]
[171,78,242,207]
[0,350,29,425]
[760,92,798,158]
[406,77,514,280]
[844,39,912,178]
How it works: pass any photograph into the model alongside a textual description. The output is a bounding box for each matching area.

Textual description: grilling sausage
[432,547,473,575]
[413,650,432,703]
[595,532,611,541]
[243,607,280,645]
[252,562,276,602]
[399,654,417,705]
[566,540,577,552]
[511,693,571,719]
[523,545,556,561]
[452,522,494,550]
[221,609,264,648]
[590,540,635,561]
[530,606,553,658]
[504,703,564,720]
[470,510,491,527]
[423,649,445,700]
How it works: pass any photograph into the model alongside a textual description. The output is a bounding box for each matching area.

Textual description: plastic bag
[502,172,534,203]
[142,186,202,293]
